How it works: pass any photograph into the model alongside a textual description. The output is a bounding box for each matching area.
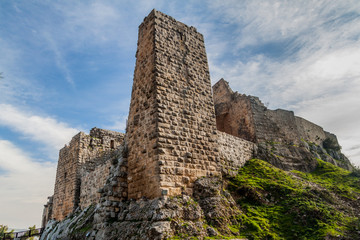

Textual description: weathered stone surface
[79,160,112,210]
[213,78,352,171]
[213,79,331,146]
[41,177,242,240]
[213,79,256,142]
[41,9,354,239]
[51,128,125,221]
[193,177,241,234]
[126,9,220,200]
[217,130,257,176]
[41,196,53,228]
[256,142,318,172]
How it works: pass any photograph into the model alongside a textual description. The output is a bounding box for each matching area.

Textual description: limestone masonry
[42,9,351,226]
[47,128,124,222]
[213,78,331,146]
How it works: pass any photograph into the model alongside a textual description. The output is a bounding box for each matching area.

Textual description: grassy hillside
[227,159,360,240]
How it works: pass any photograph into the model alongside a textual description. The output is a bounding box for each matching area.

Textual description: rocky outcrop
[256,139,353,172]
[41,177,243,240]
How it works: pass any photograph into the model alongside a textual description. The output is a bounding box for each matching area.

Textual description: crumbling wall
[79,160,111,210]
[266,109,301,144]
[42,196,53,228]
[295,116,326,146]
[213,79,331,146]
[51,128,124,221]
[126,10,220,199]
[217,131,256,175]
[79,128,124,168]
[213,79,256,142]
[52,132,83,221]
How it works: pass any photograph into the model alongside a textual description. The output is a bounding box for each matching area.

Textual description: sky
[1,0,360,229]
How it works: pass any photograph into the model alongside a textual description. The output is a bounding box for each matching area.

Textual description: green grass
[292,159,360,199]
[227,159,360,240]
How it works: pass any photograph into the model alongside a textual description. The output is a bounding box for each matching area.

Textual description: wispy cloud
[52,1,138,50]
[104,114,128,133]
[205,1,360,165]
[44,34,75,87]
[1,1,360,231]
[0,140,56,228]
[0,39,43,104]
[0,104,79,152]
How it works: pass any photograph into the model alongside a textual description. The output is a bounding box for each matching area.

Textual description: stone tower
[126,10,220,199]
[52,128,124,221]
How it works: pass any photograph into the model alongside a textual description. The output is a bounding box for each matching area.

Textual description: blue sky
[1,0,360,229]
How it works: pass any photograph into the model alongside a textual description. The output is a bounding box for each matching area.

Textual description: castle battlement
[43,10,351,226]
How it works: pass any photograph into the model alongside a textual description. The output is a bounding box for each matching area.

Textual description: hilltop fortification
[213,79,352,171]
[41,10,354,240]
[43,128,124,223]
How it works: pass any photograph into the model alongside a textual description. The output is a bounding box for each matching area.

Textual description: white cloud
[0,140,56,228]
[205,1,360,165]
[0,104,79,152]
[104,114,127,133]
[61,2,122,43]
[51,1,139,50]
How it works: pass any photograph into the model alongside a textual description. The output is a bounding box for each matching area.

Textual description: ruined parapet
[51,128,125,221]
[41,196,53,228]
[79,128,125,168]
[213,79,256,142]
[213,79,328,145]
[126,9,220,199]
[79,161,112,210]
[52,132,83,221]
[212,78,234,104]
[213,79,353,171]
[295,116,326,146]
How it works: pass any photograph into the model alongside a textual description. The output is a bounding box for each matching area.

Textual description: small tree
[25,225,38,240]
[0,225,14,239]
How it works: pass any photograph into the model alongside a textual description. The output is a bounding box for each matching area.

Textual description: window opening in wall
[110,140,115,149]
[64,172,67,179]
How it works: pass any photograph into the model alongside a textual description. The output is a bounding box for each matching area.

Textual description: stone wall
[52,132,83,221]
[79,128,125,169]
[42,10,354,231]
[125,9,159,200]
[295,116,326,146]
[79,160,112,210]
[217,130,256,175]
[42,196,53,228]
[51,128,124,221]
[213,78,335,146]
[213,79,256,142]
[126,10,220,199]
[265,109,301,144]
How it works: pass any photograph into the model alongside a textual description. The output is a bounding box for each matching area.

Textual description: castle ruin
[42,9,350,226]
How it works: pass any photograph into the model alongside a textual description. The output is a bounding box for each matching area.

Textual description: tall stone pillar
[126,10,220,199]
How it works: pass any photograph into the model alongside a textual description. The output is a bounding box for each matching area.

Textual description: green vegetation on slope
[228,159,360,240]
